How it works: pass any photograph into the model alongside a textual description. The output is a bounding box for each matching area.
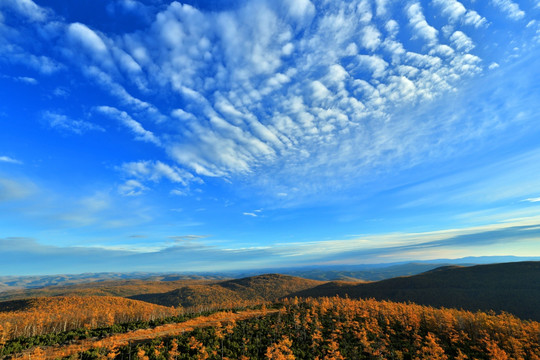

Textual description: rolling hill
[0,276,226,302]
[288,261,540,321]
[130,274,323,308]
[274,262,465,281]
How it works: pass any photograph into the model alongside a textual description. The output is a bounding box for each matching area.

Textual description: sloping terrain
[0,296,179,340]
[0,273,228,292]
[130,274,323,308]
[130,284,244,309]
[289,261,540,321]
[0,277,226,302]
[16,297,540,360]
[278,262,463,281]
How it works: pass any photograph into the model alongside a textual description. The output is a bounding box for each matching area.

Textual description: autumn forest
[1,262,540,359]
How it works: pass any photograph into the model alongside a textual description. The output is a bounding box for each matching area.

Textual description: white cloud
[375,0,390,17]
[434,0,466,21]
[311,81,331,100]
[434,0,486,28]
[450,30,475,52]
[23,54,63,74]
[0,0,49,22]
[14,76,37,84]
[463,11,487,28]
[381,75,417,102]
[170,189,186,196]
[283,0,315,24]
[356,54,389,78]
[406,2,439,46]
[96,106,160,145]
[43,111,105,135]
[0,39,63,75]
[67,23,108,55]
[429,44,455,58]
[118,179,148,196]
[0,156,22,164]
[360,25,382,50]
[385,19,399,37]
[243,212,258,217]
[449,53,482,76]
[403,52,442,72]
[491,0,525,20]
[524,197,540,203]
[8,0,526,199]
[120,160,200,187]
[0,178,35,201]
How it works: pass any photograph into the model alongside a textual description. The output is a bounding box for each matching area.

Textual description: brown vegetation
[0,296,178,340]
[14,308,275,359]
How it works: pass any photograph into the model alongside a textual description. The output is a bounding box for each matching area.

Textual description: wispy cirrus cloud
[96,106,160,145]
[0,156,22,164]
[0,177,35,201]
[2,216,540,275]
[117,160,203,196]
[120,160,198,185]
[118,179,148,196]
[43,111,105,135]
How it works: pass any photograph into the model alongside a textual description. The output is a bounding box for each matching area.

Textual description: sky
[1,0,540,276]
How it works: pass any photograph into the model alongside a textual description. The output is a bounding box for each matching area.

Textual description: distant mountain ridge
[3,255,537,292]
[0,272,227,292]
[0,277,226,302]
[289,261,540,321]
[2,260,539,322]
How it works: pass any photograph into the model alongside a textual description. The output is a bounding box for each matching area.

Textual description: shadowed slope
[289,261,540,321]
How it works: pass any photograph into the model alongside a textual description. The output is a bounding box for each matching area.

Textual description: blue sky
[1,0,540,275]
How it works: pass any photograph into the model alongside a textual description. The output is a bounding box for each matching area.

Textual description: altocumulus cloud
[1,0,539,199]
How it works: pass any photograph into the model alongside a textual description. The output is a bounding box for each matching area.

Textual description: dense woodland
[12,296,538,360]
[0,296,178,340]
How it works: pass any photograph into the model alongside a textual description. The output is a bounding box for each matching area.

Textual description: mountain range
[2,261,538,322]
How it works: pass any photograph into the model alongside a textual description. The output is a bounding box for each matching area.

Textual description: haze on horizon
[1,0,540,276]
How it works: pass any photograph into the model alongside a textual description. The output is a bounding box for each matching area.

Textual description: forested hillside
[1,263,540,359]
[290,261,540,321]
[15,297,539,360]
[0,296,179,340]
